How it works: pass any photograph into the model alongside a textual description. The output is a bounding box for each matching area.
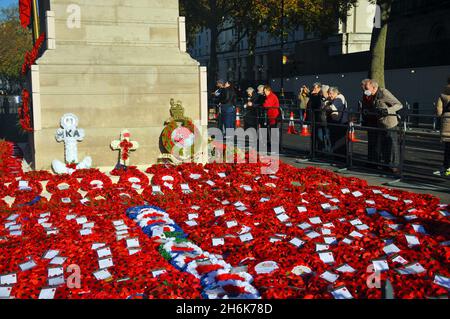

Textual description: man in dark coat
[219,81,237,136]
[326,87,348,160]
[361,78,379,166]
[306,83,325,152]
[364,79,403,173]
[243,87,261,130]
[253,85,266,129]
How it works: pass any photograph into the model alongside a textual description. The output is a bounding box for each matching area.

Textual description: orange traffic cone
[300,124,311,137]
[235,107,241,128]
[287,112,298,134]
[300,110,311,137]
[348,122,361,142]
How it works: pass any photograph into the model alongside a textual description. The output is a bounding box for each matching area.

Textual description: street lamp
[31,0,40,42]
[236,26,241,86]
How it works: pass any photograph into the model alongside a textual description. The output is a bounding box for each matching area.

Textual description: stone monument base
[30,0,208,170]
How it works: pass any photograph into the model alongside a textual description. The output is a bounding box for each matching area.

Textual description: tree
[0,6,32,93]
[179,4,201,48]
[181,0,358,88]
[235,0,357,83]
[180,0,242,88]
[368,0,393,88]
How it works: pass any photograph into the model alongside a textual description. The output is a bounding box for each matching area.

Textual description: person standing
[306,83,324,151]
[263,86,280,152]
[436,77,450,176]
[319,85,332,152]
[213,80,225,130]
[364,80,403,173]
[219,81,237,137]
[298,85,309,122]
[1,90,10,115]
[361,78,379,166]
[326,87,348,160]
[243,87,260,130]
[263,86,280,126]
[255,85,266,129]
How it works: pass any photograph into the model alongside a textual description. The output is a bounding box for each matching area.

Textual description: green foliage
[0,6,33,87]
[164,231,188,242]
[181,0,358,40]
[158,245,172,261]
[180,0,358,84]
[247,0,358,38]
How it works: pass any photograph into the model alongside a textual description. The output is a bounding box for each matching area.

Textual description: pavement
[215,119,450,203]
[279,154,450,204]
[277,123,450,203]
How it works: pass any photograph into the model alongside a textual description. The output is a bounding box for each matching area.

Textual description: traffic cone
[235,107,241,128]
[300,124,311,137]
[348,122,361,143]
[287,112,298,134]
[300,110,311,137]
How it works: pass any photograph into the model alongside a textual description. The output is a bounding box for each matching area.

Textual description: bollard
[287,112,298,135]
[235,107,241,128]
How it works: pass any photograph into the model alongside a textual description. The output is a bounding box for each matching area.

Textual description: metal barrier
[209,101,450,191]
[0,96,20,115]
[279,109,450,191]
[0,96,26,143]
[208,96,439,129]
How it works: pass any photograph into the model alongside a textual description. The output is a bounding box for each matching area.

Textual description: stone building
[189,0,450,112]
[27,0,208,170]
[189,0,376,88]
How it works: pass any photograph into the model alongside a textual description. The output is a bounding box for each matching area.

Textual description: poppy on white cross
[111,129,139,166]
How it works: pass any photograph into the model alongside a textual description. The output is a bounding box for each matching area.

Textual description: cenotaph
[29,0,208,170]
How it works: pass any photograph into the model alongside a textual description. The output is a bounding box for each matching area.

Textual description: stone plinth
[31,0,207,170]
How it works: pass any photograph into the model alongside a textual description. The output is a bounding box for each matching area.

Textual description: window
[430,24,447,42]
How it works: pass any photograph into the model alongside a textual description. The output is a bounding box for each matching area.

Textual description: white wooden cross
[52,113,92,174]
[55,113,85,164]
[111,129,139,166]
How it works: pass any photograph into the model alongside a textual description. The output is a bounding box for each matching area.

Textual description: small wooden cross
[111,129,139,166]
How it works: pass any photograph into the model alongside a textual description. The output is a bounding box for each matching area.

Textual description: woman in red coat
[262,85,281,153]
[263,86,280,126]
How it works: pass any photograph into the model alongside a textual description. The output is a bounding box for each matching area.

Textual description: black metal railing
[209,101,450,189]
[0,96,20,115]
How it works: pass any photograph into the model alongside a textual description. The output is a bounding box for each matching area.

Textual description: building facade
[188,0,450,113]
[188,0,376,88]
[277,0,450,113]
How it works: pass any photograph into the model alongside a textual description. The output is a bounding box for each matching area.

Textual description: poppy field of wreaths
[0,141,449,299]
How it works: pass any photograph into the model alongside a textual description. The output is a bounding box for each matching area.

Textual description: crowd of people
[213,77,450,177]
[213,80,281,152]
[294,79,404,173]
[214,80,281,131]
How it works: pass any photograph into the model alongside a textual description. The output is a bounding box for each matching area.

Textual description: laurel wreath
[161,120,201,159]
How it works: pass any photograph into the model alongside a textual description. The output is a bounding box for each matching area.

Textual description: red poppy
[0,140,449,299]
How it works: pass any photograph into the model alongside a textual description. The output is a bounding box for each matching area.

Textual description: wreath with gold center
[161,99,201,159]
